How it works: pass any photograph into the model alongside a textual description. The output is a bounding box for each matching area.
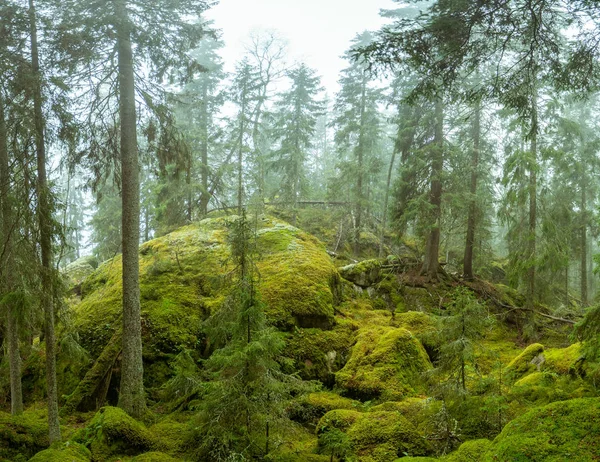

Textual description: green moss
[543,343,584,375]
[0,409,49,461]
[370,398,441,437]
[339,259,382,288]
[482,398,600,461]
[28,442,91,462]
[443,439,492,461]
[131,452,180,462]
[292,392,361,424]
[66,216,341,408]
[318,410,432,461]
[393,311,439,355]
[505,343,545,381]
[147,419,190,454]
[77,407,154,461]
[284,321,356,382]
[335,326,432,401]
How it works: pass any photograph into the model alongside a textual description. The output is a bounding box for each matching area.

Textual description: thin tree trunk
[422,98,444,279]
[526,85,538,310]
[237,95,246,214]
[565,265,569,307]
[199,83,209,216]
[0,93,24,416]
[379,130,399,257]
[115,0,146,418]
[29,0,61,442]
[463,100,481,280]
[581,182,588,307]
[354,70,367,256]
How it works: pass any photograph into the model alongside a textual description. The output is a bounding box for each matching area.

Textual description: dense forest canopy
[3,0,600,461]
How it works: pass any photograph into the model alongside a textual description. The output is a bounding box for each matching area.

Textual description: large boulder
[482,397,600,461]
[68,216,341,396]
[335,326,432,401]
[317,409,432,461]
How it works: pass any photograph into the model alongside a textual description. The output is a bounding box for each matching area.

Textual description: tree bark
[463,100,481,280]
[0,92,24,416]
[29,0,61,442]
[198,83,209,216]
[379,128,399,257]
[422,98,444,279]
[354,70,367,256]
[237,92,246,214]
[526,86,538,310]
[115,0,146,419]
[581,181,588,307]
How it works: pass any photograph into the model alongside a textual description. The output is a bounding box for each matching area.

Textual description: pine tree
[271,63,324,224]
[332,32,383,256]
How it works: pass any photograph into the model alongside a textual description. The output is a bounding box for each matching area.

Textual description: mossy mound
[65,256,99,290]
[482,397,600,461]
[370,398,441,438]
[339,259,383,288]
[28,442,91,462]
[505,343,545,382]
[131,452,181,461]
[444,439,492,461]
[291,392,361,424]
[284,320,356,382]
[392,311,439,356]
[318,409,432,461]
[0,409,49,461]
[147,418,190,454]
[70,216,340,394]
[75,407,155,461]
[335,326,432,401]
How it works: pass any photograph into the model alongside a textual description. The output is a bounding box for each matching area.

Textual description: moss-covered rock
[444,439,492,461]
[339,260,383,288]
[0,409,49,461]
[76,406,155,461]
[483,397,600,461]
[284,321,356,382]
[370,398,441,438]
[318,409,432,461]
[505,343,545,382]
[131,452,181,462]
[28,442,91,462]
[291,392,361,424]
[336,326,432,401]
[65,256,99,290]
[69,216,340,397]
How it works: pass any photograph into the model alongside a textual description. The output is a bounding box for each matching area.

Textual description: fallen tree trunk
[61,329,122,415]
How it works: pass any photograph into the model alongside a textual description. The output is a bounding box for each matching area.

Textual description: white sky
[205,0,396,94]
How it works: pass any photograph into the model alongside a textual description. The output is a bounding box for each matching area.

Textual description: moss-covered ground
[2,215,598,462]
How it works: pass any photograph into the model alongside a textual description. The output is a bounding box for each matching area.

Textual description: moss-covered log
[61,329,122,415]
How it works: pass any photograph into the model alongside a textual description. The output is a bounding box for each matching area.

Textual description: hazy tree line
[3,0,600,448]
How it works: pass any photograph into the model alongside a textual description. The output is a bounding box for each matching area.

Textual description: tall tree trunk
[463,100,481,280]
[354,71,367,256]
[28,0,61,442]
[199,83,209,216]
[422,98,444,279]
[0,93,24,416]
[379,143,397,258]
[115,0,146,418]
[526,86,538,310]
[581,182,588,307]
[237,94,246,214]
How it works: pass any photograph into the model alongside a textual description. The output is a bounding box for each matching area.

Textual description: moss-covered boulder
[131,452,181,462]
[28,442,91,462]
[339,259,383,288]
[291,392,361,424]
[69,216,340,396]
[505,343,545,382]
[284,320,356,382]
[0,409,49,461]
[336,326,432,400]
[318,409,432,461]
[482,397,600,461]
[75,407,155,461]
[444,439,492,461]
[65,256,99,290]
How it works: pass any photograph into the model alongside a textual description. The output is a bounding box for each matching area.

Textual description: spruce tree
[195,212,301,460]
